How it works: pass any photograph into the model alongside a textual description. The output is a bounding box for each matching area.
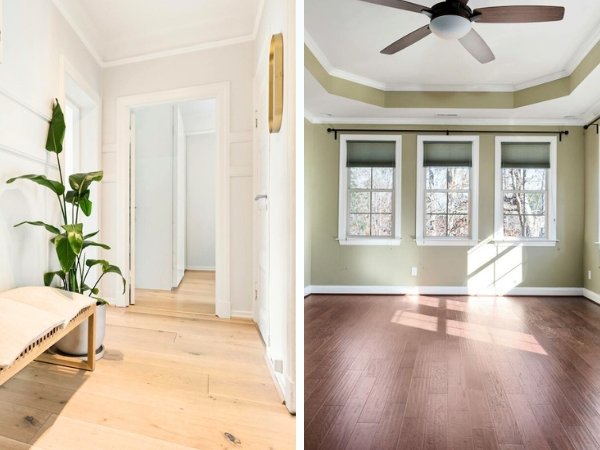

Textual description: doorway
[132,99,218,316]
[114,84,230,317]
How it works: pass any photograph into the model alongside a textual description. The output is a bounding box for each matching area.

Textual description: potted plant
[6,99,125,358]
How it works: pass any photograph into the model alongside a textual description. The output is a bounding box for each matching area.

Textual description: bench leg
[36,310,97,372]
[86,309,96,371]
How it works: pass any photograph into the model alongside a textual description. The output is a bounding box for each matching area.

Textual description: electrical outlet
[411,267,418,277]
[588,270,592,280]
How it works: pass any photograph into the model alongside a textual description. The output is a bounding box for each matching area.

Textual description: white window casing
[416,135,479,247]
[338,134,402,246]
[494,135,557,247]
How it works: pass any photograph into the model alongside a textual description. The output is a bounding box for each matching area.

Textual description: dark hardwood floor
[305,294,600,450]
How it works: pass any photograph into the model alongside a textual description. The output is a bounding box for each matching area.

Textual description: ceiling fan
[360,0,565,63]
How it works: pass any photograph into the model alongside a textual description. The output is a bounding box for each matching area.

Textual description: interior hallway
[0,305,294,449]
[305,293,600,450]
[133,270,216,317]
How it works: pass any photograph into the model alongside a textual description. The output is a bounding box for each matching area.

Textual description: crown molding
[565,17,600,75]
[252,0,266,39]
[305,111,585,127]
[52,0,104,67]
[53,0,264,69]
[305,26,600,94]
[102,34,255,68]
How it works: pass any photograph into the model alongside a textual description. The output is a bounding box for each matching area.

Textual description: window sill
[494,239,557,247]
[416,239,478,247]
[338,238,402,246]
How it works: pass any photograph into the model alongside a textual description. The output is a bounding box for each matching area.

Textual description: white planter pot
[55,304,106,357]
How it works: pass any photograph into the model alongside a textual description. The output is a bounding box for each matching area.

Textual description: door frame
[253,45,270,340]
[115,83,231,317]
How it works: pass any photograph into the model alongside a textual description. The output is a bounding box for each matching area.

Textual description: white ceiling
[305,0,600,91]
[53,0,263,66]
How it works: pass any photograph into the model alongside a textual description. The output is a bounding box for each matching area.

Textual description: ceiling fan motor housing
[429,1,473,40]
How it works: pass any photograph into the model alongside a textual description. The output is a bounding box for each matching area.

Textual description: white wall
[134,104,174,290]
[0,0,101,291]
[101,42,254,314]
[186,133,216,270]
[253,0,297,413]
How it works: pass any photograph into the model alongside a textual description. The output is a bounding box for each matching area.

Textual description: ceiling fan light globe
[430,15,472,39]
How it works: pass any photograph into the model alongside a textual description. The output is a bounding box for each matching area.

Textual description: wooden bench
[0,287,97,386]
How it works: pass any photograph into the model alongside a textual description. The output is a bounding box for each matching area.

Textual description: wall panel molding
[0,143,58,169]
[0,87,51,122]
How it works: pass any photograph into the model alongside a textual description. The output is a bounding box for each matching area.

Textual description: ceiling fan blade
[459,29,495,64]
[359,0,431,14]
[381,25,432,55]
[472,6,565,23]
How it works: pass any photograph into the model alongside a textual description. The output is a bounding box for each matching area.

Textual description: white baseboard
[231,309,254,319]
[215,300,231,319]
[583,288,600,305]
[304,285,584,297]
[186,266,216,271]
[284,373,296,414]
[264,353,286,403]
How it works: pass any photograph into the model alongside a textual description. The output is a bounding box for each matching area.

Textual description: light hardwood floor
[132,270,216,317]
[0,287,294,448]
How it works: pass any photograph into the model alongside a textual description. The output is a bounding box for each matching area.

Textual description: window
[416,136,479,246]
[494,136,557,245]
[338,135,401,245]
[63,101,80,179]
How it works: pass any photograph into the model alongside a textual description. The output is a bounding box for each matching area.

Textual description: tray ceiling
[305,0,600,91]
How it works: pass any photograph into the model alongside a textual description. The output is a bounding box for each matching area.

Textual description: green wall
[304,119,314,288]
[584,129,600,294]
[305,121,586,289]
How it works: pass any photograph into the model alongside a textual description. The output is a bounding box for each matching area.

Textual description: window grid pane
[424,167,471,238]
[347,167,394,238]
[501,168,548,239]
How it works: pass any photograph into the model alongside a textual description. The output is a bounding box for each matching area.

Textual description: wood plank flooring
[305,294,600,450]
[0,302,294,449]
[133,270,216,317]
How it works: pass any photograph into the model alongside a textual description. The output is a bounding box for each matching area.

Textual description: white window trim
[494,135,558,247]
[337,134,402,246]
[416,135,479,247]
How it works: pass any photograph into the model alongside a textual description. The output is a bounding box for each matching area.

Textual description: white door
[129,112,136,304]
[134,104,175,291]
[254,55,270,344]
[172,106,186,288]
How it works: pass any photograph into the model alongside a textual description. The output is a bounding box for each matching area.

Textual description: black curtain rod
[584,115,600,132]
[326,128,570,142]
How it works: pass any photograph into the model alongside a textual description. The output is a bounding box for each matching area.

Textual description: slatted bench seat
[0,287,96,386]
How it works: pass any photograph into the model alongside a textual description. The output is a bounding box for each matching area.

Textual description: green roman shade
[423,141,472,167]
[501,142,551,169]
[346,140,396,168]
